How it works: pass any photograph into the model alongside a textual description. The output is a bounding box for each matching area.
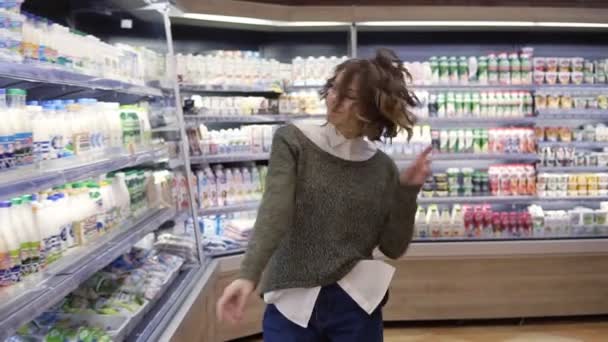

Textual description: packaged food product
[572,58,584,72]
[533,57,546,72]
[560,95,573,109]
[558,58,571,72]
[545,71,558,85]
[558,72,571,85]
[546,57,558,72]
[547,95,560,109]
[572,72,584,85]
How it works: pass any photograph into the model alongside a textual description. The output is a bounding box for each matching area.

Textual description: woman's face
[325,72,359,128]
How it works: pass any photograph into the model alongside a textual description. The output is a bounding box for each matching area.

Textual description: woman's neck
[333,122,362,139]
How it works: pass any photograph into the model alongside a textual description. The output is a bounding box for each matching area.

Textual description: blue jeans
[263,284,385,342]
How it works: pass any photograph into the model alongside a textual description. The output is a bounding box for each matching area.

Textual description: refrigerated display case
[152,13,608,341]
[0,1,207,341]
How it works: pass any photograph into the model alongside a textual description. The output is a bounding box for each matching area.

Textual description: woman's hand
[400,146,432,186]
[217,279,255,324]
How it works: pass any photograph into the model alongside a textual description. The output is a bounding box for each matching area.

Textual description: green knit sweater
[240,125,420,294]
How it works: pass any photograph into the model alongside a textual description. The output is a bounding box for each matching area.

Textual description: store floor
[236,317,608,342]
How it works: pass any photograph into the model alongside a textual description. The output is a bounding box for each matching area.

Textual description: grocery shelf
[417,195,536,204]
[0,208,177,341]
[200,201,261,216]
[179,84,282,96]
[413,84,535,91]
[0,61,163,97]
[536,109,608,118]
[537,141,608,149]
[537,165,608,172]
[419,116,537,127]
[206,247,248,258]
[184,113,312,123]
[0,146,168,201]
[128,262,217,342]
[190,153,270,164]
[534,195,608,203]
[536,84,608,93]
[393,153,539,162]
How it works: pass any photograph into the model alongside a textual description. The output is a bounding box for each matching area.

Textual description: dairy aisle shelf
[537,165,608,172]
[0,208,177,340]
[417,195,536,205]
[190,153,271,164]
[413,84,535,91]
[184,114,315,124]
[128,263,215,342]
[394,153,539,162]
[537,141,608,149]
[419,117,538,127]
[0,146,168,201]
[536,109,608,120]
[0,61,163,97]
[178,84,282,96]
[200,201,261,216]
[536,84,608,93]
[533,195,608,203]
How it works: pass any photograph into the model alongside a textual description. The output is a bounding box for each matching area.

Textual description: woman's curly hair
[320,48,418,141]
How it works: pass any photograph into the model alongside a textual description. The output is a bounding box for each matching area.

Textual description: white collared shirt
[262,122,396,328]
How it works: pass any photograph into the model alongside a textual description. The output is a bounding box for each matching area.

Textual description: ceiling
[241,0,608,7]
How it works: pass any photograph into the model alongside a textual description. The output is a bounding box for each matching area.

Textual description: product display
[536,92,608,112]
[196,165,266,209]
[537,172,608,197]
[0,4,164,85]
[0,168,176,287]
[291,55,348,87]
[422,91,534,119]
[198,212,256,254]
[176,50,286,90]
[405,50,534,86]
[9,245,185,341]
[0,88,153,171]
[188,124,277,157]
[533,57,607,85]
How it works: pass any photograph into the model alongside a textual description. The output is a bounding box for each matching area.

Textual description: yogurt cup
[533,71,546,85]
[545,72,558,85]
[558,71,571,85]
[572,71,584,85]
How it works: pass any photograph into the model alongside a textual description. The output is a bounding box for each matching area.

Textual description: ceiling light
[181,13,347,27]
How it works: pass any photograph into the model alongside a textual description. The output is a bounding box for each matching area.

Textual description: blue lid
[0,89,5,95]
[43,103,54,110]
[52,100,62,105]
[77,99,88,104]
[55,193,65,199]
[89,99,98,104]
[0,201,12,208]
[27,101,39,106]
[55,103,65,111]
[63,99,75,105]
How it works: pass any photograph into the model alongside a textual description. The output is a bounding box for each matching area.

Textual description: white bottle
[0,201,20,284]
[112,173,131,221]
[427,205,441,238]
[225,168,235,205]
[9,198,29,272]
[450,204,465,238]
[440,208,452,238]
[414,207,429,239]
[21,195,41,272]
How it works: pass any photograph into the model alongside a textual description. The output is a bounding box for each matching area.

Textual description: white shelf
[536,109,608,118]
[0,208,177,340]
[190,153,270,164]
[537,141,608,149]
[536,84,608,93]
[0,61,162,97]
[413,84,535,91]
[0,146,168,201]
[184,114,312,123]
[179,84,281,95]
[419,116,537,127]
[418,195,536,204]
[200,201,261,216]
[537,165,608,172]
[393,153,538,162]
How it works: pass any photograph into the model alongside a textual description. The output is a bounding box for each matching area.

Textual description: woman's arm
[239,127,298,286]
[379,147,430,259]
[378,173,420,259]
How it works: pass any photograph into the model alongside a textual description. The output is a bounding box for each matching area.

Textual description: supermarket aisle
[241,320,608,342]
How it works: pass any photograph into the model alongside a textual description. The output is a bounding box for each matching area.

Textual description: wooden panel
[216,270,266,341]
[383,255,608,321]
[242,0,608,7]
[171,270,218,342]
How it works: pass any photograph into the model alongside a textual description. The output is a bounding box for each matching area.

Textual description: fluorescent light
[537,22,608,28]
[181,13,347,27]
[359,21,535,27]
[358,20,608,28]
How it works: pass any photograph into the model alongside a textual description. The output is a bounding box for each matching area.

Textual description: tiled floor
[240,318,608,342]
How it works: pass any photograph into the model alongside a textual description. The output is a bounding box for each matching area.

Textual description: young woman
[217,48,431,341]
